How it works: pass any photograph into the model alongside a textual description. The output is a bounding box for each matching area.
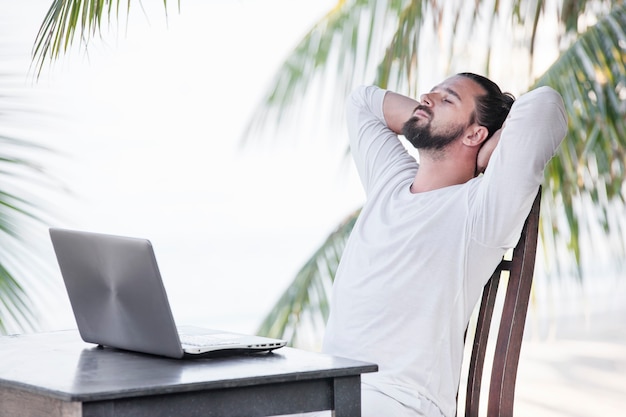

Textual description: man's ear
[462,125,489,147]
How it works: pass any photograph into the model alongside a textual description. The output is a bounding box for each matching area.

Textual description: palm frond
[0,131,58,334]
[245,0,409,139]
[1,55,64,334]
[0,257,38,333]
[256,209,359,345]
[33,0,114,75]
[0,144,51,333]
[534,2,626,277]
[31,0,176,76]
[247,0,590,140]
[374,0,425,95]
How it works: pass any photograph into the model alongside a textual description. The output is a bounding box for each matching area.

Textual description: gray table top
[0,330,377,402]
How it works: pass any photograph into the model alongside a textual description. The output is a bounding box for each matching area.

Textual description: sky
[2,0,364,336]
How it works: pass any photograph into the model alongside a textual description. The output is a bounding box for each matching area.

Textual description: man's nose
[420,93,433,106]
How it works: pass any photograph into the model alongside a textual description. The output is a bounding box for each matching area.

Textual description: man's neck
[410,151,476,194]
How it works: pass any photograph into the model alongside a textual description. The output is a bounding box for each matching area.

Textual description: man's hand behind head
[476,127,503,175]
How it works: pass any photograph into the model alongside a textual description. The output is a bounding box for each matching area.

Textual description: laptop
[49,227,287,359]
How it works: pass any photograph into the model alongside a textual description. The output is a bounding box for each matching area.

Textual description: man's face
[402,75,485,151]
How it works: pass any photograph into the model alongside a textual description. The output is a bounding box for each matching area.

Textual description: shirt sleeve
[471,86,568,248]
[346,85,418,196]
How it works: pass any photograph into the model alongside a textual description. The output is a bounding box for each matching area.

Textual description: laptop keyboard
[179,334,241,347]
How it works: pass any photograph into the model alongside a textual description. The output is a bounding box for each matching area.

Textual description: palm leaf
[245,0,412,137]
[247,0,597,134]
[32,0,176,76]
[534,3,626,277]
[0,118,56,334]
[256,210,359,344]
[1,16,66,332]
[0,263,36,333]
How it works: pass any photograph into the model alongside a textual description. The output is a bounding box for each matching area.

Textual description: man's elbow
[532,86,569,142]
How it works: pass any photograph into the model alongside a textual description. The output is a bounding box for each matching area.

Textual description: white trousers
[279,383,443,417]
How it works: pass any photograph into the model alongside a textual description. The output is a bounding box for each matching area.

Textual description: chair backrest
[462,188,542,417]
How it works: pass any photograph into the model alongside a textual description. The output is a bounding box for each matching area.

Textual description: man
[321,73,568,417]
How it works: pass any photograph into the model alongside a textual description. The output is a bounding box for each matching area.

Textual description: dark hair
[457,72,515,139]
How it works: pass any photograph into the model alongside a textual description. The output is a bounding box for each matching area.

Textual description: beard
[402,111,467,152]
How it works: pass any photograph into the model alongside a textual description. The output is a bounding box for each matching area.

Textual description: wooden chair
[461,188,542,417]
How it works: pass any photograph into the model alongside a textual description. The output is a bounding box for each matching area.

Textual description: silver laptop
[49,227,287,359]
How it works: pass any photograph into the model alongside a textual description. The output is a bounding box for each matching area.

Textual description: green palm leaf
[257,210,359,343]
[32,0,176,75]
[535,3,626,276]
[0,132,55,334]
[247,0,600,132]
[245,0,411,134]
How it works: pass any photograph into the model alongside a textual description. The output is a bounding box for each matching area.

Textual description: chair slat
[463,188,541,417]
[465,273,500,417]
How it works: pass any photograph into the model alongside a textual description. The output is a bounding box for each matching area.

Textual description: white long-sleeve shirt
[322,85,567,417]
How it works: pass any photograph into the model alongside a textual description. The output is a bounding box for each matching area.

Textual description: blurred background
[1,0,361,334]
[0,1,624,416]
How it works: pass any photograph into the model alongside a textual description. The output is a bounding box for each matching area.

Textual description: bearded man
[319,73,567,417]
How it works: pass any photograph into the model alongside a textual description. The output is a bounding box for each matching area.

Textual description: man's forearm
[382,91,419,134]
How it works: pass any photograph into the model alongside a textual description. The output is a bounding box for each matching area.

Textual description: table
[0,330,377,417]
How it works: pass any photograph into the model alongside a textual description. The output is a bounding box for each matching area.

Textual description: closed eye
[430,86,462,103]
